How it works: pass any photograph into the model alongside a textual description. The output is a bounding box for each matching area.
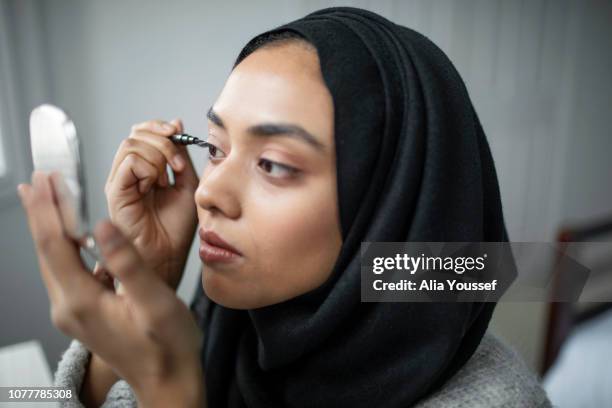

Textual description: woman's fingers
[107,138,169,189]
[19,172,99,292]
[129,130,185,174]
[17,172,107,331]
[17,182,61,303]
[107,119,182,187]
[170,118,184,134]
[131,119,177,136]
[130,120,184,172]
[166,118,199,190]
[94,220,172,318]
[108,152,163,197]
[106,119,198,194]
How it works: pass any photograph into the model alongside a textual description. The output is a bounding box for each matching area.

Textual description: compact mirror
[29,104,102,262]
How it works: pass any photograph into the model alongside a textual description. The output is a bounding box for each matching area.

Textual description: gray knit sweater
[53,331,551,407]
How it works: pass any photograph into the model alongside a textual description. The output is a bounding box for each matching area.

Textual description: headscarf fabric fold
[190,6,510,407]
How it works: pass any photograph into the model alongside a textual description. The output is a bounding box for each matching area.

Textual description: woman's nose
[194,160,241,218]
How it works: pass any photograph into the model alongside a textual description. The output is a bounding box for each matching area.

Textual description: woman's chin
[201,270,263,310]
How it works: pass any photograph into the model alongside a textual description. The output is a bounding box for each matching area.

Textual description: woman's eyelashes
[202,141,225,160]
[258,158,300,179]
[202,141,301,180]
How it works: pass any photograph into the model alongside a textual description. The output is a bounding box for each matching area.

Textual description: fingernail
[172,155,185,170]
[162,123,174,132]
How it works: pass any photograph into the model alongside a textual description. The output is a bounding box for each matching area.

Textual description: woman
[18,6,551,408]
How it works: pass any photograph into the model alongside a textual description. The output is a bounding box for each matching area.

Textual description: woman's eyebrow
[207,107,326,153]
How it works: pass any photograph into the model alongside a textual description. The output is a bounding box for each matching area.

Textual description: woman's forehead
[212,45,334,145]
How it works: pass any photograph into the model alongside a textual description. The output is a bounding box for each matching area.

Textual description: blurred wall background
[0,0,610,377]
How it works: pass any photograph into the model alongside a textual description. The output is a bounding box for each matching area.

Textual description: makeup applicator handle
[168,133,207,147]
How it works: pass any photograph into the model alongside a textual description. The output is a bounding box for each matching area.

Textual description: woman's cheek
[254,189,337,294]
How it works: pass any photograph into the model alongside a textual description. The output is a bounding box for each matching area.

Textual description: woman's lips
[199,228,242,263]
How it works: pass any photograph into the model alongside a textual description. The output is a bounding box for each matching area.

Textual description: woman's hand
[105,119,199,290]
[18,172,205,408]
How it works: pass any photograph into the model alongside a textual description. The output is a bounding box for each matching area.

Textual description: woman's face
[195,41,342,310]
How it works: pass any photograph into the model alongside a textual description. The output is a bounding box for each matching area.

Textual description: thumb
[169,118,198,189]
[94,220,170,311]
[169,118,184,134]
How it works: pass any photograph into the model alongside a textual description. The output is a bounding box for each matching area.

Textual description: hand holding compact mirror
[29,104,208,268]
[29,104,102,263]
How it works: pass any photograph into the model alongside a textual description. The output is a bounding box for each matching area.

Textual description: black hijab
[190,6,510,407]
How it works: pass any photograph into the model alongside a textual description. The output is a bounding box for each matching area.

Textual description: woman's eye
[203,141,225,160]
[202,141,298,179]
[258,158,299,179]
